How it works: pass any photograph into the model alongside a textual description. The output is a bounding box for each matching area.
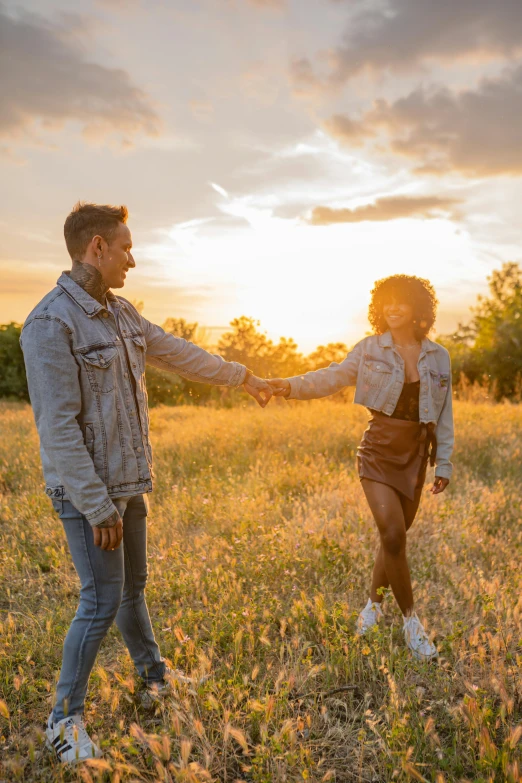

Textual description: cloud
[0,5,160,145]
[93,0,143,10]
[307,195,461,225]
[189,99,214,121]
[221,0,285,8]
[298,0,522,87]
[245,0,285,7]
[323,64,522,177]
[96,0,285,9]
[322,114,368,145]
[289,58,324,98]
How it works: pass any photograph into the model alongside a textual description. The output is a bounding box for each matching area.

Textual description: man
[20,202,272,763]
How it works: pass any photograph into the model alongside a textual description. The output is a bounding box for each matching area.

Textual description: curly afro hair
[368,274,438,340]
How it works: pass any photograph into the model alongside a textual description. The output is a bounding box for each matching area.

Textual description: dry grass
[0,399,521,782]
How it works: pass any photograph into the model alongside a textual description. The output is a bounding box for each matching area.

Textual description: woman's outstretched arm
[269,339,365,400]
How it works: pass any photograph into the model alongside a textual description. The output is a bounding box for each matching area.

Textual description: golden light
[140,204,482,352]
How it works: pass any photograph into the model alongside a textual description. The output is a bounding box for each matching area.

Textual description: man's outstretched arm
[139,314,272,407]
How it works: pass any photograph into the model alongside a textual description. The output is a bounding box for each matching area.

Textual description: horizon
[1,0,521,353]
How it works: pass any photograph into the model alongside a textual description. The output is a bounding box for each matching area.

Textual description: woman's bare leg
[361,479,415,615]
[369,546,387,604]
[369,485,423,604]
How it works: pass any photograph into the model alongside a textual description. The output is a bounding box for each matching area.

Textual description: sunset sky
[1,0,521,351]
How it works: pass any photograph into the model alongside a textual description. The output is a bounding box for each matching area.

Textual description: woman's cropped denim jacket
[287,332,454,479]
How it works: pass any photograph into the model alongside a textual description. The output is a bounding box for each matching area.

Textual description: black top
[390,380,420,421]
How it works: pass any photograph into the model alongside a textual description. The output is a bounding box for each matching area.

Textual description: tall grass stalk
[0,400,521,781]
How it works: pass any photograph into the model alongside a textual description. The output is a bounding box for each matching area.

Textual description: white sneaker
[45,714,102,764]
[403,612,438,661]
[356,598,383,635]
[139,666,206,709]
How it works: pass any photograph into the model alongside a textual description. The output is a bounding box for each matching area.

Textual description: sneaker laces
[361,599,383,618]
[57,715,92,747]
[356,599,383,634]
[404,613,429,644]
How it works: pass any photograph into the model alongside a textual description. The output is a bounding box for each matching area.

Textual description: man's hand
[431,476,450,495]
[243,374,273,408]
[267,378,291,398]
[93,509,123,550]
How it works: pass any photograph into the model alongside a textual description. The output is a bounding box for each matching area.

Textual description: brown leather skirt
[357,412,437,501]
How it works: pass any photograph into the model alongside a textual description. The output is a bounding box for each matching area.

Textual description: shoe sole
[355,623,379,636]
[409,648,438,661]
[45,736,102,764]
[355,619,382,636]
[355,626,375,636]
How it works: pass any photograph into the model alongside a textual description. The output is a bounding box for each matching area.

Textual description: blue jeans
[50,495,166,722]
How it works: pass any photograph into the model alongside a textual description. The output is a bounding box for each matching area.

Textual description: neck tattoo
[69,259,110,305]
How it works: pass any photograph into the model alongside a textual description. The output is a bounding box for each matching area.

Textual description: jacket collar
[378,330,438,353]
[57,272,125,318]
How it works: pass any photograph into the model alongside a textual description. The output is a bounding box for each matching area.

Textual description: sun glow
[140,201,483,352]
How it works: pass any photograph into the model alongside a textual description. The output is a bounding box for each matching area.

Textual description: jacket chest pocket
[81,345,118,393]
[429,369,449,405]
[129,335,147,375]
[363,356,393,390]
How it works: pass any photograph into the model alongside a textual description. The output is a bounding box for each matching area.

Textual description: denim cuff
[287,376,300,399]
[85,497,119,527]
[232,364,248,387]
[434,463,452,480]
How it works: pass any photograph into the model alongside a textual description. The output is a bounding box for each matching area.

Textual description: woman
[269,275,453,661]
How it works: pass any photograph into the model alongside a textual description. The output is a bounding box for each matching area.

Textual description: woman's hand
[431,476,449,495]
[267,378,291,398]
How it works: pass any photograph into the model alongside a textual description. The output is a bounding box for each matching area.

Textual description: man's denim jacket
[287,332,454,479]
[21,273,247,526]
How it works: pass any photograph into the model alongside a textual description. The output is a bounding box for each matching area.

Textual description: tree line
[438,262,522,400]
[2,262,521,406]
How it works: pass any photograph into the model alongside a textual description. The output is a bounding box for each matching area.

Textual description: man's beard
[69,259,110,305]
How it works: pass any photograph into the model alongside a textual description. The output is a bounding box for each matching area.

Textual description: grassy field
[0,399,521,783]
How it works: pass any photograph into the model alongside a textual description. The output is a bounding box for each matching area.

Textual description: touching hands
[267,378,291,398]
[93,510,123,550]
[242,373,292,406]
[243,373,273,408]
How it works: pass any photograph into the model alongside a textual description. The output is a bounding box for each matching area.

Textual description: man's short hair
[64,202,129,260]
